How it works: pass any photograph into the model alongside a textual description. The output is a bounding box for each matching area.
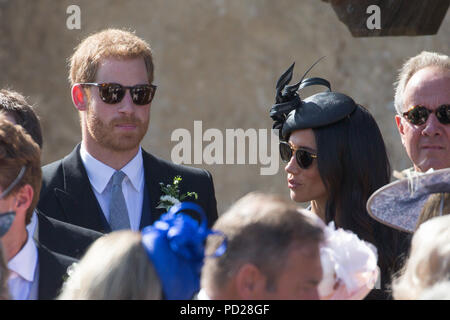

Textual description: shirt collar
[8,232,38,282]
[80,144,144,193]
[196,289,211,300]
[121,148,144,192]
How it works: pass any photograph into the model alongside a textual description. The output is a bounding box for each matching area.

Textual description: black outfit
[271,63,409,300]
[37,242,76,300]
[35,209,103,259]
[37,144,218,233]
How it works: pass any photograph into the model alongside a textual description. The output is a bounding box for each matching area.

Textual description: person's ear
[72,84,88,111]
[395,115,406,145]
[395,115,404,134]
[14,184,33,214]
[235,263,266,300]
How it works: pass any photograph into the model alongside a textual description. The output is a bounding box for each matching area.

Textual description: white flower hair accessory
[318,222,379,300]
[156,176,198,211]
[298,209,379,300]
[62,262,78,283]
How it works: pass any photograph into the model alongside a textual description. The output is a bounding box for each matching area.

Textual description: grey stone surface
[0,0,448,214]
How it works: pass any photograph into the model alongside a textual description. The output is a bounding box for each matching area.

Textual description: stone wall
[0,0,448,214]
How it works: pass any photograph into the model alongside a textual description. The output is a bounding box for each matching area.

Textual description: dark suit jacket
[37,144,218,233]
[37,243,76,300]
[35,209,103,259]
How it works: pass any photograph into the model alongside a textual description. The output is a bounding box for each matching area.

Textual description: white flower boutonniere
[156,176,198,211]
[62,262,78,283]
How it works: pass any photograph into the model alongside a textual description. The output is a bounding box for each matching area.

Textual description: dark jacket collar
[58,144,111,232]
[58,144,167,231]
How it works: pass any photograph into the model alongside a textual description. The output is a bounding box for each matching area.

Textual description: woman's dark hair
[313,105,407,289]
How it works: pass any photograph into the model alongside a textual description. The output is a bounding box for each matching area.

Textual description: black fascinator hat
[270,59,358,140]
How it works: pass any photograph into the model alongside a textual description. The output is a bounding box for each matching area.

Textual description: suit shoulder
[146,152,212,179]
[39,159,64,200]
[38,243,77,269]
[41,158,64,186]
[42,158,64,180]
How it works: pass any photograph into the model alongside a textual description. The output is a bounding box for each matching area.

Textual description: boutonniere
[156,176,198,211]
[62,262,78,283]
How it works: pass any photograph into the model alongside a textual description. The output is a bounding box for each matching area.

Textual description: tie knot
[111,170,126,187]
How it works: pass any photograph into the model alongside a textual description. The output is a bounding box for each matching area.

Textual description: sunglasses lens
[130,85,154,105]
[279,143,292,163]
[406,106,429,125]
[99,84,125,104]
[296,150,314,169]
[436,105,450,124]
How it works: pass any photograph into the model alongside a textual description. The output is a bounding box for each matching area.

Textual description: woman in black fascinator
[270,60,409,299]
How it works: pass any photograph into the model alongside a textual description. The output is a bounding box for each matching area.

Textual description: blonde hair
[201,192,323,296]
[416,193,450,230]
[69,28,154,86]
[419,281,450,300]
[0,242,9,300]
[392,215,450,300]
[58,231,162,300]
[394,51,450,114]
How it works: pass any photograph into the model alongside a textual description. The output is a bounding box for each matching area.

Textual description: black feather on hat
[270,59,357,140]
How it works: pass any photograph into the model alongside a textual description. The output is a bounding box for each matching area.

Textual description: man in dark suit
[0,117,74,299]
[37,29,218,233]
[0,89,102,259]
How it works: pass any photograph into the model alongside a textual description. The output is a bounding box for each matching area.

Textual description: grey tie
[108,170,131,230]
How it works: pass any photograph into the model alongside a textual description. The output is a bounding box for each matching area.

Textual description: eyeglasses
[0,166,26,200]
[279,141,317,169]
[402,104,450,125]
[80,83,157,105]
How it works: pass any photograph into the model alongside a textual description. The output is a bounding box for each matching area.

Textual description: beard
[86,110,149,152]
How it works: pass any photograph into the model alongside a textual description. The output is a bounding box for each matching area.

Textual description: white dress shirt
[80,144,145,231]
[7,232,39,300]
[26,210,38,238]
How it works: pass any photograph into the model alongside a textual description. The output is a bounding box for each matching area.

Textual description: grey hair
[58,231,162,300]
[392,215,450,300]
[394,51,450,115]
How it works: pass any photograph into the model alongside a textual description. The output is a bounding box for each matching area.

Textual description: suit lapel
[56,144,111,233]
[142,150,167,223]
[37,244,73,300]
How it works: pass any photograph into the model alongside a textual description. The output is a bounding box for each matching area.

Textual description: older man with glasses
[394,51,450,177]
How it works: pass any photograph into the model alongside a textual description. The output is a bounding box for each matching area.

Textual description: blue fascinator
[141,202,226,300]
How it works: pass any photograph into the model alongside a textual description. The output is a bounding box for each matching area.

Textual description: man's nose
[422,113,443,137]
[117,89,136,114]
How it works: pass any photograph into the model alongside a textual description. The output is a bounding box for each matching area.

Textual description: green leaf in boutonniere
[156,176,198,211]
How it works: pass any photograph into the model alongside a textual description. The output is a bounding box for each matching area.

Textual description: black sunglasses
[80,83,157,105]
[402,104,450,125]
[279,141,317,169]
